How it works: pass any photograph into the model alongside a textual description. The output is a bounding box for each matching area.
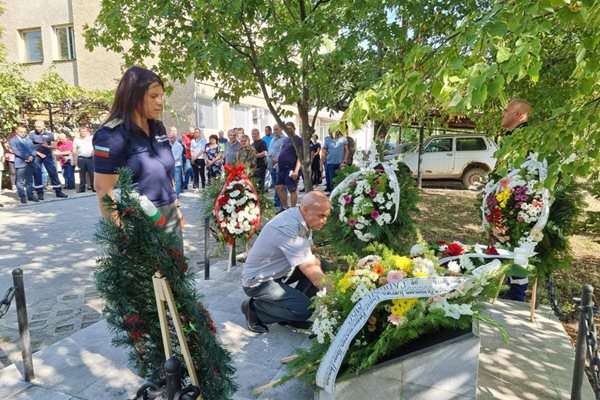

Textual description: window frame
[54,25,76,61]
[456,137,488,152]
[20,28,44,64]
[196,97,219,130]
[424,138,453,153]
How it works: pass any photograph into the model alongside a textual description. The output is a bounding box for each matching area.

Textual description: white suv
[398,134,498,189]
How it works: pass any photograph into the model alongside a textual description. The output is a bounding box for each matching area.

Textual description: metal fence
[1,269,35,382]
[571,284,600,400]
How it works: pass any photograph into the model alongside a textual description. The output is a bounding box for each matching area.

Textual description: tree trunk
[297,103,313,192]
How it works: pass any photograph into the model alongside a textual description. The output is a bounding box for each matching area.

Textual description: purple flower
[349,179,357,187]
[517,215,524,222]
[369,189,377,198]
[349,219,357,226]
[344,194,352,204]
[371,210,380,219]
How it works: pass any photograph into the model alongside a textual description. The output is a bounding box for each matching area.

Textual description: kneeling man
[241,191,332,333]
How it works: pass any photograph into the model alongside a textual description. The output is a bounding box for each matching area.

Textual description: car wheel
[462,167,487,190]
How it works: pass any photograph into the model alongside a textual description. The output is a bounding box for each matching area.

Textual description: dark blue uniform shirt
[29,131,55,157]
[278,135,303,170]
[93,118,176,207]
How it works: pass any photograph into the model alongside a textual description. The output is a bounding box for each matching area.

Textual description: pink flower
[349,179,357,187]
[344,194,352,204]
[532,200,544,208]
[348,219,357,226]
[517,215,524,221]
[369,189,377,198]
[388,314,403,326]
[374,178,381,185]
[386,270,406,283]
[371,210,380,219]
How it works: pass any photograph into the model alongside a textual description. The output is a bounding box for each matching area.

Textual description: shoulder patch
[103,118,124,130]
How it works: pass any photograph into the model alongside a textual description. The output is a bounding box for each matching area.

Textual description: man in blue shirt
[276,122,303,210]
[262,125,273,150]
[322,130,348,193]
[168,129,184,196]
[267,123,286,208]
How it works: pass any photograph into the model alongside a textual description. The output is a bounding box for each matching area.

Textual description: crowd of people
[0,122,98,204]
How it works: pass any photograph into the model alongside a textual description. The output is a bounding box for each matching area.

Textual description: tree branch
[311,0,331,14]
[217,33,252,59]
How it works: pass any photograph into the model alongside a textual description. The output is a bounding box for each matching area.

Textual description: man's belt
[78,156,93,159]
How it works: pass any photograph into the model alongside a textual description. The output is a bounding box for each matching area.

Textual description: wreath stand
[152,272,200,388]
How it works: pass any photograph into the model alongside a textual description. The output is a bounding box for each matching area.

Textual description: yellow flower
[388,255,413,274]
[338,275,352,293]
[390,298,418,317]
[495,188,511,208]
[413,271,429,278]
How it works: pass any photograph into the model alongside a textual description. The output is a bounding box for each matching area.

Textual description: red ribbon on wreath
[213,163,261,245]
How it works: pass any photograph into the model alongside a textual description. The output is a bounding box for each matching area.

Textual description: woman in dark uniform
[93,66,183,245]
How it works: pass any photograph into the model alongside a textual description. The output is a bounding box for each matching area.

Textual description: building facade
[0,0,371,146]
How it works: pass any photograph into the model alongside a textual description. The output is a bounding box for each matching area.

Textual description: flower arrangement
[482,156,550,249]
[332,163,401,242]
[287,243,505,383]
[213,163,261,245]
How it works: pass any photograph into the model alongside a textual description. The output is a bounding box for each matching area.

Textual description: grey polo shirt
[225,141,241,165]
[267,135,285,169]
[242,207,315,288]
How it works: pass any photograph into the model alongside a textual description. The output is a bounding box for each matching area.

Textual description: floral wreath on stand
[329,144,401,242]
[481,154,551,268]
[213,163,261,247]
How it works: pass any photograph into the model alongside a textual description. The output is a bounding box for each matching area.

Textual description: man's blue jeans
[325,163,340,192]
[270,167,281,208]
[62,165,75,188]
[183,158,193,188]
[242,267,317,324]
[174,165,182,196]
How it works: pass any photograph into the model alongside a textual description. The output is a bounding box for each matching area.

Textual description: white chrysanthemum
[447,261,461,273]
[458,255,475,272]
[350,280,371,302]
[409,244,425,258]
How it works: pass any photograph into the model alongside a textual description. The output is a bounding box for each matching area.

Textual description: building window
[197,97,218,129]
[231,105,250,130]
[55,26,76,60]
[20,29,43,63]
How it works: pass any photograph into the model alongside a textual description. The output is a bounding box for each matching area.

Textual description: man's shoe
[20,198,27,204]
[77,189,85,193]
[278,320,313,330]
[240,299,268,334]
[27,196,39,202]
[56,192,68,198]
[38,194,44,201]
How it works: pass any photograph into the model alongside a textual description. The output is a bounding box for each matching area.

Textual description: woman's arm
[95,172,120,220]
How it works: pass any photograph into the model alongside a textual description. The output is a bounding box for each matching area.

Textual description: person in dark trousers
[8,126,37,203]
[241,191,333,333]
[251,128,268,189]
[73,127,95,192]
[29,120,68,200]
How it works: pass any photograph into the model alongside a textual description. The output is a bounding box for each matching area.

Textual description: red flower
[445,242,465,256]
[485,245,500,255]
[217,195,229,207]
[436,240,447,247]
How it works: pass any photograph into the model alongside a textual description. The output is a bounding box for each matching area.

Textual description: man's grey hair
[300,191,330,209]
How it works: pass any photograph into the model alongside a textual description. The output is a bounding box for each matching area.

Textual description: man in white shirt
[72,127,95,192]
[190,128,207,190]
[168,130,184,196]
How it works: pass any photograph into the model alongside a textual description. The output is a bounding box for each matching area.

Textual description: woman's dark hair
[209,134,218,142]
[105,66,164,130]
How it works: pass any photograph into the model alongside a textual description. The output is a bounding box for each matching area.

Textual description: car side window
[456,137,487,151]
[424,138,453,153]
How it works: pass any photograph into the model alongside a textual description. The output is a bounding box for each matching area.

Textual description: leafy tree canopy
[343,0,599,188]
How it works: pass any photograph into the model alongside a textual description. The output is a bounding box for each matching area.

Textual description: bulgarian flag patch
[94,145,110,158]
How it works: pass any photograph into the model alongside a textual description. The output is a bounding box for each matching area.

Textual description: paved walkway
[0,257,595,399]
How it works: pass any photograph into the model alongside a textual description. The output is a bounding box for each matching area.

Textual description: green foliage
[344,0,600,189]
[95,169,237,399]
[0,63,111,137]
